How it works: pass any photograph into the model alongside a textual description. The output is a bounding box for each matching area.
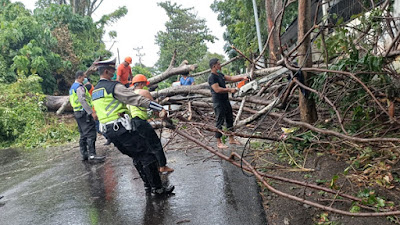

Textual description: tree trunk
[265,0,282,63]
[148,62,198,85]
[45,96,72,112]
[298,0,317,123]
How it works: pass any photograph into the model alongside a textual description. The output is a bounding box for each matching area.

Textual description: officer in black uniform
[69,71,105,162]
[91,58,174,195]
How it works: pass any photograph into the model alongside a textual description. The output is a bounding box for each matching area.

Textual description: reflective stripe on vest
[92,82,129,123]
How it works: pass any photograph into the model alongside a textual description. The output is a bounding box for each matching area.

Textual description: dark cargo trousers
[104,123,163,191]
[74,111,97,159]
[132,117,167,167]
[213,100,234,138]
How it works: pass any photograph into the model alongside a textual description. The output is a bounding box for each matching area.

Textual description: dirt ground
[256,149,400,225]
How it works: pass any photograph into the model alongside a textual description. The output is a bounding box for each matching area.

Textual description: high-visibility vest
[92,80,130,123]
[69,82,92,111]
[128,89,149,120]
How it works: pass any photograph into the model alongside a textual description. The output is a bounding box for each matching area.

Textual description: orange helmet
[124,56,132,64]
[131,74,150,86]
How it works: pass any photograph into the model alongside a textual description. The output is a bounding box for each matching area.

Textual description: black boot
[153,185,175,195]
[104,139,112,146]
[79,140,88,161]
[87,138,105,161]
[142,161,174,195]
[133,160,151,194]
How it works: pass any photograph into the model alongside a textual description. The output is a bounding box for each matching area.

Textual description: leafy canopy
[195,51,228,83]
[0,1,127,94]
[211,0,267,73]
[131,64,155,78]
[155,1,216,73]
[211,0,298,73]
[36,0,105,17]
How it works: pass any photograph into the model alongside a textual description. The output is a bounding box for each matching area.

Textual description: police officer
[128,74,174,173]
[92,58,174,195]
[69,71,105,161]
[83,77,112,146]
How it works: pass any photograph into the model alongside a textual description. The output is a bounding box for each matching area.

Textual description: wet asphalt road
[0,137,266,225]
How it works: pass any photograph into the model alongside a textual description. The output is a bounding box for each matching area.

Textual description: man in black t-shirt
[208,58,248,149]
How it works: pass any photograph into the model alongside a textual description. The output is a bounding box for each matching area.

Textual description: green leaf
[376,198,385,208]
[350,205,360,213]
[316,179,328,184]
[330,174,339,188]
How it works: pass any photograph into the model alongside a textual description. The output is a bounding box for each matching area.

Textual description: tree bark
[150,83,210,99]
[45,96,72,112]
[265,0,283,63]
[148,62,198,85]
[298,0,317,123]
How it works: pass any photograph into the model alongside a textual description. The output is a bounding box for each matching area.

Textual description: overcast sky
[11,0,227,67]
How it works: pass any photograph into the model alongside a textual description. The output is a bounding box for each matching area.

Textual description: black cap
[95,58,116,70]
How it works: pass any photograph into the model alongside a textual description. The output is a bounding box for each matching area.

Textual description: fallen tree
[49,57,200,114]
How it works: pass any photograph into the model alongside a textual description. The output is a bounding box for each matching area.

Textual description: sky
[11,0,227,67]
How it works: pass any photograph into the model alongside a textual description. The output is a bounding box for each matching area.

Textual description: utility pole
[298,0,317,123]
[133,46,145,67]
[251,0,265,68]
[108,40,116,52]
[117,48,120,65]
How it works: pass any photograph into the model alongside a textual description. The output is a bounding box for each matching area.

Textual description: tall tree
[0,1,111,94]
[212,0,298,71]
[265,0,298,64]
[193,51,227,83]
[212,0,267,73]
[265,0,283,63]
[298,0,317,123]
[155,1,216,72]
[36,0,103,17]
[35,0,128,31]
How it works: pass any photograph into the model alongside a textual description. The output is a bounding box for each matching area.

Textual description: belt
[132,116,145,121]
[99,119,120,133]
[103,119,122,125]
[100,114,132,132]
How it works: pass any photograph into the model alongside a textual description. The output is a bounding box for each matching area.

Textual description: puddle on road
[0,148,21,165]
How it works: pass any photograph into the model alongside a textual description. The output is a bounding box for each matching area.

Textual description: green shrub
[0,74,78,148]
